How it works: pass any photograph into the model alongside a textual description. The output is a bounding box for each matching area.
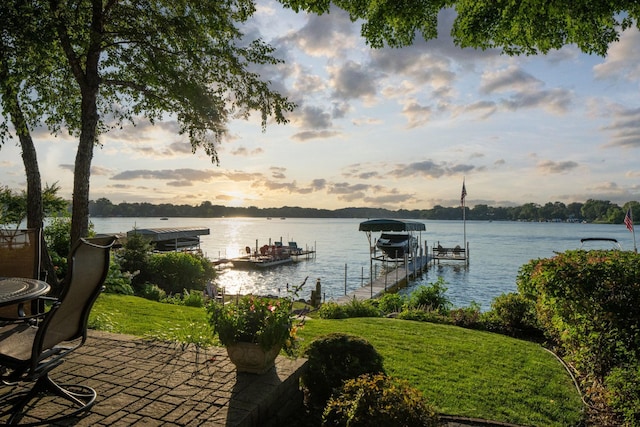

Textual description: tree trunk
[16,114,58,287]
[66,0,103,245]
[70,91,99,245]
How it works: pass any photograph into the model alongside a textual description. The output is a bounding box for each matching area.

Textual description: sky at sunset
[2,2,640,211]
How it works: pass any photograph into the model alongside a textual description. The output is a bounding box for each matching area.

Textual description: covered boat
[376,233,417,258]
[359,219,426,260]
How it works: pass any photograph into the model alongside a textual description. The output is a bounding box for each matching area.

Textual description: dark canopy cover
[358,219,425,232]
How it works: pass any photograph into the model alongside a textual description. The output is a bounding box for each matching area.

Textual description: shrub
[302,333,384,406]
[118,231,154,292]
[448,302,482,328]
[318,302,347,319]
[44,216,93,281]
[517,249,640,379]
[397,308,447,324]
[408,278,451,314]
[140,283,166,302]
[376,292,406,314]
[182,289,205,307]
[606,363,640,426]
[322,373,439,427]
[148,251,215,294]
[103,257,135,295]
[343,298,382,318]
[482,292,539,336]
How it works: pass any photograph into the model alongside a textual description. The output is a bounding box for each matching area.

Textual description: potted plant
[207,292,303,374]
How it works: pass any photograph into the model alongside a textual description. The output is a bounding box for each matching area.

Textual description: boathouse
[126,227,210,251]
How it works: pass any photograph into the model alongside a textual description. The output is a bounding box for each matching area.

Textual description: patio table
[0,277,50,308]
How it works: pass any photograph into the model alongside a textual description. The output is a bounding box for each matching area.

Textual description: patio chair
[0,235,116,425]
[0,229,42,280]
[0,229,43,320]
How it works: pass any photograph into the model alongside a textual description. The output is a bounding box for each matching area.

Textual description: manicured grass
[298,318,583,426]
[90,294,584,426]
[90,293,209,338]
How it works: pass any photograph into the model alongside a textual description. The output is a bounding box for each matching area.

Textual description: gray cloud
[389,160,475,178]
[295,105,333,129]
[500,88,572,114]
[60,164,111,175]
[401,101,433,128]
[328,182,371,195]
[537,160,579,174]
[330,60,378,101]
[231,146,264,156]
[282,6,356,57]
[602,106,640,148]
[291,129,341,142]
[111,168,222,181]
[311,179,326,190]
[167,180,194,187]
[480,67,542,94]
[480,66,573,114]
[593,29,640,81]
[271,167,287,179]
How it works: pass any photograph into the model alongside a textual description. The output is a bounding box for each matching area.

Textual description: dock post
[311,278,322,307]
[344,264,347,295]
[384,259,388,291]
[405,254,409,280]
[466,241,470,265]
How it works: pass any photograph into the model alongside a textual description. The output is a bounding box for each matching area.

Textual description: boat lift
[358,219,428,297]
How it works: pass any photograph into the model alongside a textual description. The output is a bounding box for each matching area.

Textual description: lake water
[91,217,635,310]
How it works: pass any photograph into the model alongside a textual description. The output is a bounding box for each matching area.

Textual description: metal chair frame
[0,236,116,425]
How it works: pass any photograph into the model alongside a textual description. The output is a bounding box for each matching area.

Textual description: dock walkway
[334,255,430,303]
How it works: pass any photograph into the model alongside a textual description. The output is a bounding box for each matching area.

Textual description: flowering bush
[207,295,301,356]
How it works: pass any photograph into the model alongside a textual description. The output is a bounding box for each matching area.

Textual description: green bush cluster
[114,232,216,298]
[139,283,167,301]
[102,257,135,295]
[408,278,451,314]
[517,249,640,425]
[319,279,492,332]
[376,292,405,313]
[322,373,439,427]
[302,333,385,407]
[605,364,640,426]
[147,251,214,294]
[482,292,539,337]
[318,299,381,319]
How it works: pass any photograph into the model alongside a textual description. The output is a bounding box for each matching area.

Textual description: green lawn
[90,294,584,426]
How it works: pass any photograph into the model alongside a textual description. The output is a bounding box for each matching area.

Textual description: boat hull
[376,233,417,258]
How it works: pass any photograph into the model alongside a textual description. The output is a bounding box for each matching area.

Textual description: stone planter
[226,342,281,374]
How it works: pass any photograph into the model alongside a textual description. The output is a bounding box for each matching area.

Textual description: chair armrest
[0,296,58,323]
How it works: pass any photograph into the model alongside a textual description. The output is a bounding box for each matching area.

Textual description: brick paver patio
[0,330,307,426]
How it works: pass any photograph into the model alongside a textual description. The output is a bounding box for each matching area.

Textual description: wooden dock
[334,255,431,303]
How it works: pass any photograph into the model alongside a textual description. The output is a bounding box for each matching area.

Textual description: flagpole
[461,179,466,256]
[632,207,637,253]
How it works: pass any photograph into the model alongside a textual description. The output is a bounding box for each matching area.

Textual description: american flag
[461,181,467,206]
[625,208,634,232]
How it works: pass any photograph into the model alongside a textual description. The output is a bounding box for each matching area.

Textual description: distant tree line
[89,198,640,224]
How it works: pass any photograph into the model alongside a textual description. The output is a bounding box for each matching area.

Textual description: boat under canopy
[376,233,418,258]
[359,219,425,260]
[127,227,210,251]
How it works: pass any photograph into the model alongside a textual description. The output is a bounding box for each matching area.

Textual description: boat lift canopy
[359,219,426,232]
[127,227,210,251]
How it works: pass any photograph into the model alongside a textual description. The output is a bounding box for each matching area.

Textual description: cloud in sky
[2,1,639,210]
